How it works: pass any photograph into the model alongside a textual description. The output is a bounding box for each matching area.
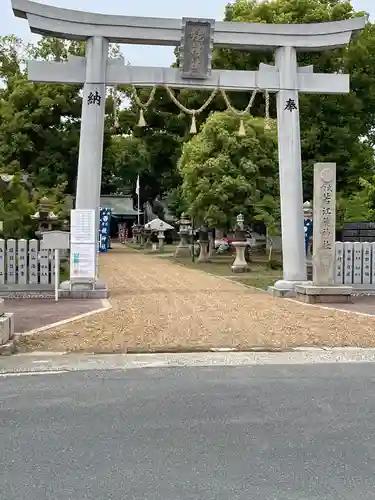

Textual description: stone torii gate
[12,0,366,292]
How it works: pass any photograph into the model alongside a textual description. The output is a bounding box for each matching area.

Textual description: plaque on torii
[11,0,367,291]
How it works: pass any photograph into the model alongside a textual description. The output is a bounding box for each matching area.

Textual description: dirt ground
[17,245,375,353]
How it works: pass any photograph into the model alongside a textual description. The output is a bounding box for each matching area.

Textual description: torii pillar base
[59,280,109,299]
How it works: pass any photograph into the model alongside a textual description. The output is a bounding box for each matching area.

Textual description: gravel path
[18,246,375,353]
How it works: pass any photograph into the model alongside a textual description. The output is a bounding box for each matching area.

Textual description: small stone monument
[231,214,249,273]
[197,226,209,263]
[296,163,352,303]
[144,227,152,248]
[132,223,141,244]
[157,222,165,253]
[139,227,145,248]
[0,297,15,354]
[175,213,191,258]
[151,231,158,251]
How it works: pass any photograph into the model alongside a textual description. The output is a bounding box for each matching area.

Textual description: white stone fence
[335,241,375,288]
[0,239,57,289]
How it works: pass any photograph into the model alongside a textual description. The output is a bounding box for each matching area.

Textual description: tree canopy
[211,0,375,199]
[179,112,278,229]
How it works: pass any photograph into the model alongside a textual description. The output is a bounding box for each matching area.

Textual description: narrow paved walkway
[18,246,375,353]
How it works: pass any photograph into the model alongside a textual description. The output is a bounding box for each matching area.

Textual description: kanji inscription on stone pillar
[312,163,337,286]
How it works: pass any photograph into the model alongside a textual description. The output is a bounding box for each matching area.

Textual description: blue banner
[304,219,313,256]
[99,207,112,253]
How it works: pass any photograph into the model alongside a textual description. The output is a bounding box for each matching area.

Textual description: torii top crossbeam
[12,0,366,51]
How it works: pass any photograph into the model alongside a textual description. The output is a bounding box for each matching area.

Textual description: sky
[1,0,374,67]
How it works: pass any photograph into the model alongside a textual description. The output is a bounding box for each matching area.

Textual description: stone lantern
[31,196,59,238]
[197,225,209,263]
[175,213,191,258]
[231,213,249,273]
[139,226,145,248]
[132,223,142,244]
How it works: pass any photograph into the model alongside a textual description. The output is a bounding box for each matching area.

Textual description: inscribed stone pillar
[312,163,336,286]
[274,46,306,289]
[197,227,209,263]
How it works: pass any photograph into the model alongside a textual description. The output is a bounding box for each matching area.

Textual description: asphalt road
[2,363,375,500]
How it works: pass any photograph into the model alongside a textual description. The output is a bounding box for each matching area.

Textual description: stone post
[144,228,152,248]
[295,163,352,303]
[139,228,145,248]
[132,224,142,244]
[157,230,165,252]
[273,46,307,291]
[197,226,209,263]
[312,164,336,286]
[131,224,137,243]
[175,213,191,258]
[231,214,249,273]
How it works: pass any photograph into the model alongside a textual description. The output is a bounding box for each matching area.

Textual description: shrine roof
[100,195,141,217]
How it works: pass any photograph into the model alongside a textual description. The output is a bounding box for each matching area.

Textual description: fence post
[50,249,55,285]
[363,242,372,286]
[28,239,38,284]
[18,239,28,286]
[343,242,354,285]
[353,242,363,285]
[6,239,16,285]
[39,246,50,285]
[0,239,5,286]
[334,242,344,285]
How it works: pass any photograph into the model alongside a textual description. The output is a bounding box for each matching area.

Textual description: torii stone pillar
[11,0,367,293]
[76,37,108,225]
[274,46,305,288]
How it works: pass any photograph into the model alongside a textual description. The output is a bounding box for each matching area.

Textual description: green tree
[0,36,124,196]
[0,175,35,238]
[179,112,278,229]
[102,134,150,195]
[0,174,66,239]
[212,0,375,199]
[0,36,84,192]
[336,175,375,229]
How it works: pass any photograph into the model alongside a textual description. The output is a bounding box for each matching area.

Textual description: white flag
[136,174,140,195]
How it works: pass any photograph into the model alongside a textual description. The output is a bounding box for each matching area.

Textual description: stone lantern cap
[303,200,313,218]
[234,213,246,241]
[179,213,190,225]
